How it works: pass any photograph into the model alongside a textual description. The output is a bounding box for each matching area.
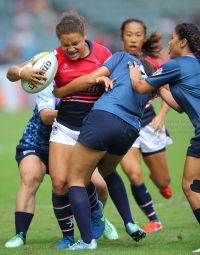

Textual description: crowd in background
[0,0,199,110]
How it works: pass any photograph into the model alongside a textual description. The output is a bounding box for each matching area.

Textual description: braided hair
[120,18,164,59]
[175,23,200,62]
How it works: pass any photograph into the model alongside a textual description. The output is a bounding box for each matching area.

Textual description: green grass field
[0,100,199,255]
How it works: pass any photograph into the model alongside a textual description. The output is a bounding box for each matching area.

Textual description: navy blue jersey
[146,56,200,137]
[93,52,152,131]
[18,84,59,152]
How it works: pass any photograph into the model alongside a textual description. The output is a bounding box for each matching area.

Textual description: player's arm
[129,62,156,94]
[6,59,47,86]
[52,66,111,98]
[40,109,58,125]
[159,86,183,114]
[151,99,170,132]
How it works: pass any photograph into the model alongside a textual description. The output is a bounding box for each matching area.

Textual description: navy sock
[193,208,200,223]
[52,191,74,238]
[69,186,93,244]
[104,172,134,226]
[86,182,99,212]
[15,211,34,240]
[131,183,159,222]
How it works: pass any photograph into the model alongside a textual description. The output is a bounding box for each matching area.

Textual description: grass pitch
[0,101,199,254]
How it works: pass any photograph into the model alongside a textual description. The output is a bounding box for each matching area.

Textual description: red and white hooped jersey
[53,40,112,130]
[54,40,112,104]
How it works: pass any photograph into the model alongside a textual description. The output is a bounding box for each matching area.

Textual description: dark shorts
[15,145,49,174]
[77,110,139,156]
[187,137,200,158]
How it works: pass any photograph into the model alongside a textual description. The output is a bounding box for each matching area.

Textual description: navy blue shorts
[15,145,49,174]
[187,137,200,158]
[78,110,139,156]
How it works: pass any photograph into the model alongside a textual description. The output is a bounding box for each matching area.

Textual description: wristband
[18,62,33,78]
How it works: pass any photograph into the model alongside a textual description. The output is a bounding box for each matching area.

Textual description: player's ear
[143,35,148,43]
[180,38,187,48]
[120,34,124,42]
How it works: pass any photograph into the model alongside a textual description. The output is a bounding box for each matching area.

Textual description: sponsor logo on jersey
[23,150,36,155]
[39,97,54,106]
[92,59,102,68]
[59,63,74,73]
[152,68,163,76]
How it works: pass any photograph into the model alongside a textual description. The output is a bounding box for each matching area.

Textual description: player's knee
[52,177,68,195]
[154,174,169,189]
[127,170,143,185]
[182,177,190,194]
[22,174,43,191]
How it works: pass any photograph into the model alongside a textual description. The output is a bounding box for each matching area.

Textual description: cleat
[149,173,172,199]
[126,223,146,242]
[142,221,163,233]
[193,248,200,252]
[103,218,118,240]
[91,200,105,239]
[160,185,172,199]
[64,238,98,250]
[5,232,25,248]
[54,236,75,248]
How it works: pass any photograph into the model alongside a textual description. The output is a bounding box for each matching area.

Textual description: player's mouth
[129,45,137,52]
[68,51,78,58]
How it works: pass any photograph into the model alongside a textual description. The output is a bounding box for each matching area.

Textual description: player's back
[169,56,200,136]
[93,52,151,130]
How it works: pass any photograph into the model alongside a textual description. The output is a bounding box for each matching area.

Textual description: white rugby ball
[21,52,58,94]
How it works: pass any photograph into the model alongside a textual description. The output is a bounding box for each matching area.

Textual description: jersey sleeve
[146,59,181,89]
[102,52,125,73]
[36,82,56,112]
[101,46,112,63]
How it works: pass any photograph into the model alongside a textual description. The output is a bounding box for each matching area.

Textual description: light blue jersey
[93,52,151,131]
[18,84,58,152]
[146,56,200,138]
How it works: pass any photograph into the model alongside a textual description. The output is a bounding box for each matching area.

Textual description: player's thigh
[120,147,141,175]
[98,152,124,179]
[49,142,74,182]
[19,155,46,185]
[69,142,106,187]
[143,150,169,178]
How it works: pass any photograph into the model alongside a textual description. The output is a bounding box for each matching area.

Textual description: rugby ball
[21,52,58,94]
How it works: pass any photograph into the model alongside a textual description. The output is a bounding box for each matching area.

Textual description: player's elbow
[40,115,52,125]
[133,83,146,95]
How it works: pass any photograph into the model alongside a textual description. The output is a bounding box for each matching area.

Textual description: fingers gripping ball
[21,52,58,94]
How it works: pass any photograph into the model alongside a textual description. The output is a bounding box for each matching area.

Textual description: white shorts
[132,124,173,153]
[50,119,80,146]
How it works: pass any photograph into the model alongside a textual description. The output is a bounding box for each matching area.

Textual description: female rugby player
[119,18,173,233]
[52,53,160,250]
[129,22,200,252]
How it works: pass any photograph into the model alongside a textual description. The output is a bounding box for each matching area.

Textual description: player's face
[168,32,182,59]
[121,22,147,55]
[59,32,88,61]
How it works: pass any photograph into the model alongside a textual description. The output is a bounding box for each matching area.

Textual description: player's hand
[19,59,48,87]
[52,85,62,98]
[150,113,165,132]
[96,76,116,92]
[128,61,142,82]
